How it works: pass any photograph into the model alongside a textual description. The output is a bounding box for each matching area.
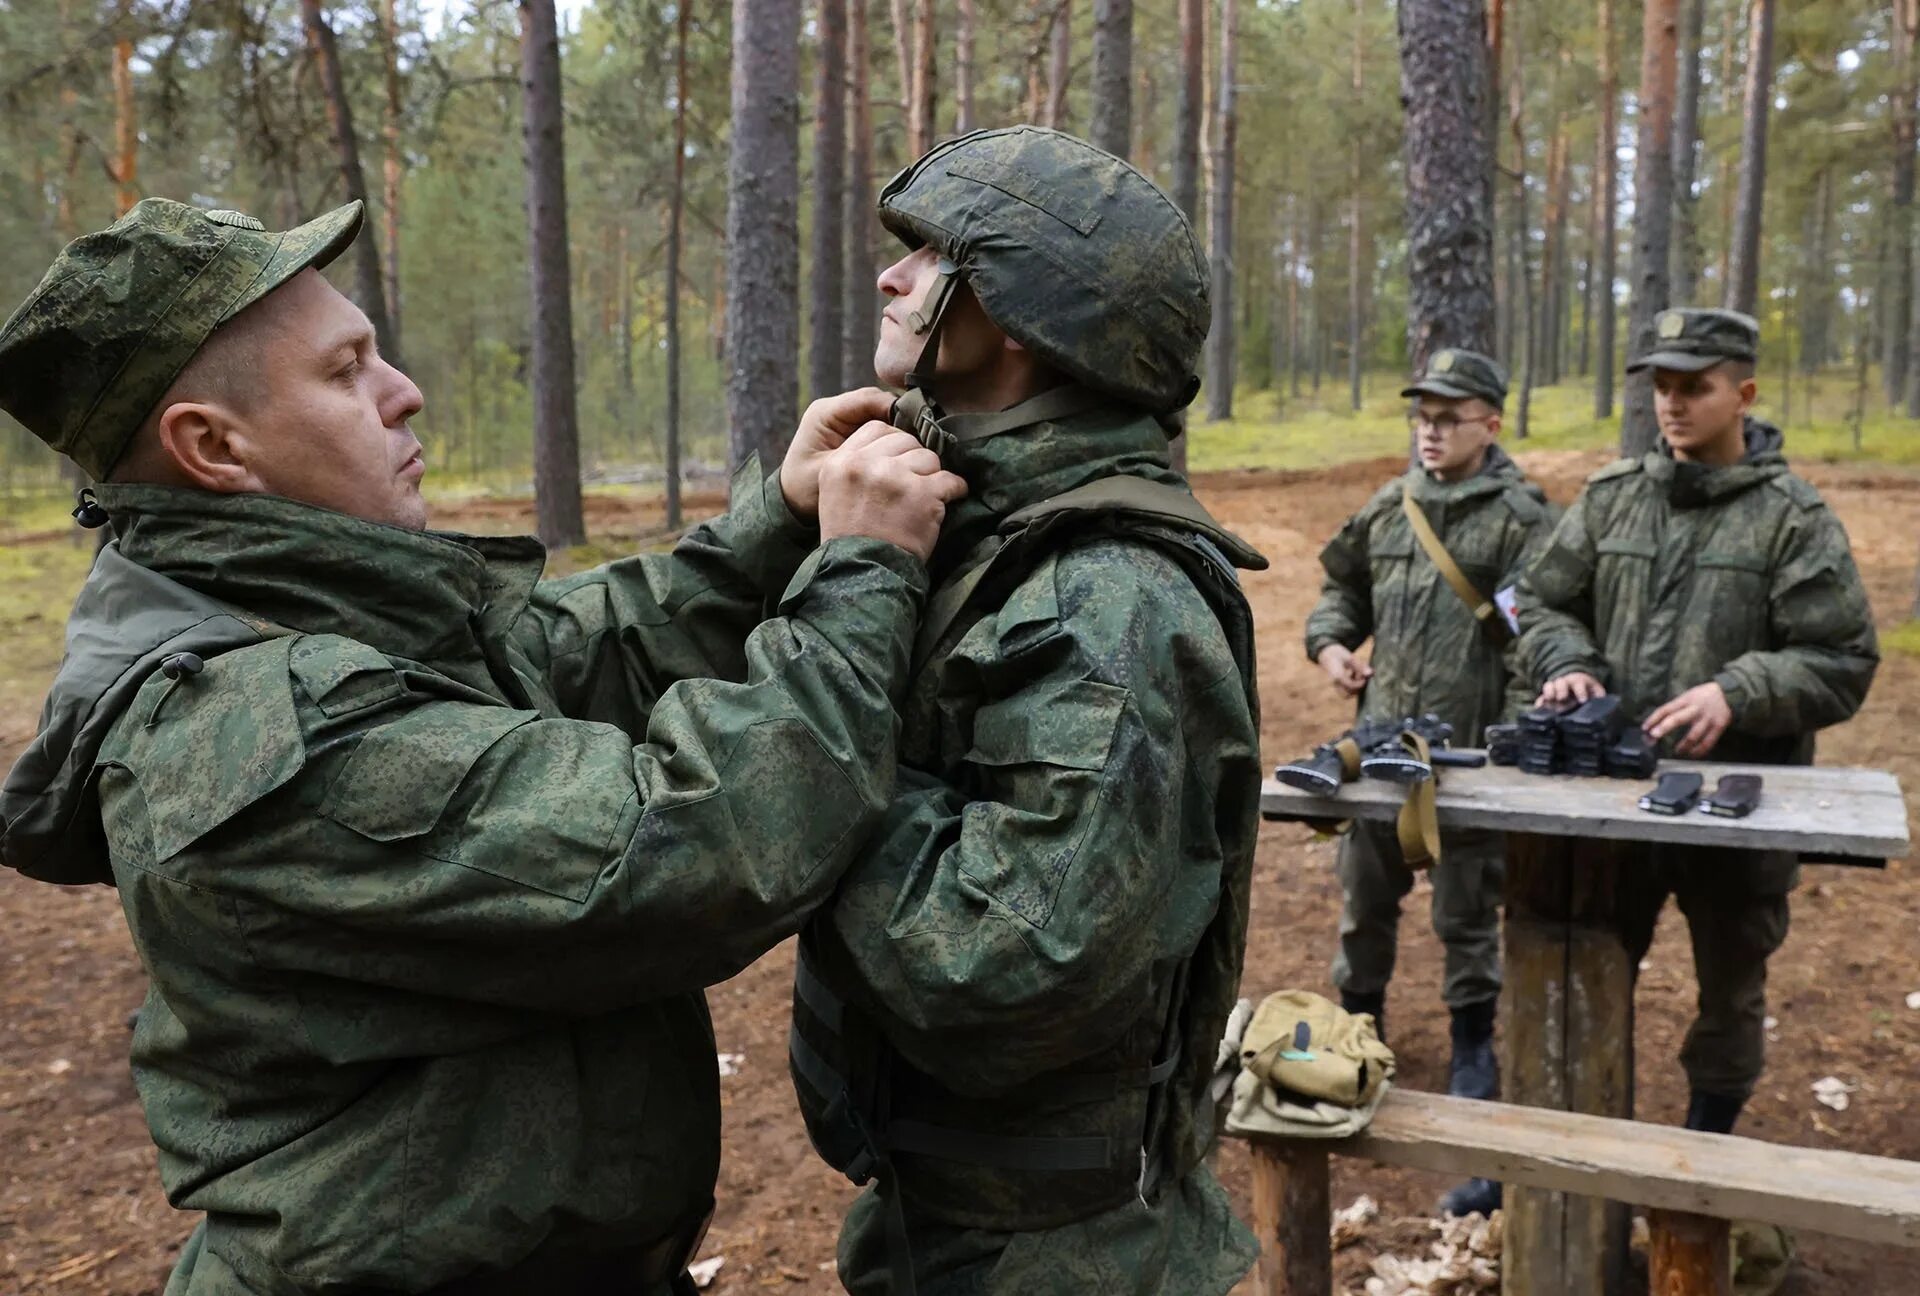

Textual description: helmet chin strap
[892,257,962,457]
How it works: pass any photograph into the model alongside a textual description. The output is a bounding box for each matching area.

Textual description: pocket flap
[1695,551,1768,574]
[965,678,1129,772]
[1596,538,1658,559]
[322,704,535,842]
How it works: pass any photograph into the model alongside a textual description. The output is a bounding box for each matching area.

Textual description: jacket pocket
[321,705,535,843]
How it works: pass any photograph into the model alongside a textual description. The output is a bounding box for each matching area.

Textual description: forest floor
[2,446,1918,1295]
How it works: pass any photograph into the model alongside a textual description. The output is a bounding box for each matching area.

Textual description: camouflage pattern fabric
[878,127,1208,415]
[1516,418,1878,1098]
[0,461,929,1295]
[796,397,1264,1294]
[1629,306,1761,373]
[0,198,363,481]
[1332,821,1505,1012]
[1304,443,1554,745]
[1400,347,1509,408]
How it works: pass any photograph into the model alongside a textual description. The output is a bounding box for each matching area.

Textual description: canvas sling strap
[1320,727,1442,871]
[1400,488,1511,645]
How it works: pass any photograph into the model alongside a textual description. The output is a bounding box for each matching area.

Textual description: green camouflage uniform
[1,200,932,1295]
[1517,311,1879,1100]
[1305,350,1552,1014]
[788,128,1265,1296]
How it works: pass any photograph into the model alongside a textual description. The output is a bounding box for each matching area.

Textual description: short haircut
[1720,358,1757,384]
[112,306,271,482]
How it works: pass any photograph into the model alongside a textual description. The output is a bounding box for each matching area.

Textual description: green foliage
[1884,621,1920,659]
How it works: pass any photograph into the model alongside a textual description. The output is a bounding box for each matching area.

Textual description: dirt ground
[3,450,1918,1295]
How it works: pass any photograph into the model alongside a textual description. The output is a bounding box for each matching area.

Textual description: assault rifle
[1274,714,1487,797]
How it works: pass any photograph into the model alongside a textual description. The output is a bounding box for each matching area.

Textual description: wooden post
[1649,1211,1732,1295]
[1248,1141,1332,1296]
[1502,832,1635,1296]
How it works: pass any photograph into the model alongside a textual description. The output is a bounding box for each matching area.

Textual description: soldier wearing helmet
[787,126,1267,1295]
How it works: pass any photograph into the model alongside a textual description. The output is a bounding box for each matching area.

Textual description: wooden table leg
[1249,1140,1332,1296]
[1501,831,1635,1296]
[1649,1210,1732,1296]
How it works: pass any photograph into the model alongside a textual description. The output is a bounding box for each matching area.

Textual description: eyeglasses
[1407,411,1490,435]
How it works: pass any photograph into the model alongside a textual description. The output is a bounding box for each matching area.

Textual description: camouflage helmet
[877,125,1209,415]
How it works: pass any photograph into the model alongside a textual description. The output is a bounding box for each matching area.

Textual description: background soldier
[787,126,1266,1295]
[1518,308,1879,1141]
[1303,348,1551,1218]
[0,198,964,1295]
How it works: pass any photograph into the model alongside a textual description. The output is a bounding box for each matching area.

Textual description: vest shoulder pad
[1766,473,1826,511]
[1586,457,1642,485]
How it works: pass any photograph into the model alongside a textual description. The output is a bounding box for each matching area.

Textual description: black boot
[1439,1176,1503,1218]
[1340,990,1385,1046]
[1447,1000,1499,1101]
[1684,1090,1745,1135]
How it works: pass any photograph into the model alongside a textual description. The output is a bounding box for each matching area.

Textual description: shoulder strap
[1400,488,1511,645]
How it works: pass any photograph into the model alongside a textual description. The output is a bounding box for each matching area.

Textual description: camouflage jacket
[0,465,926,1295]
[793,396,1264,1295]
[1304,445,1553,742]
[1516,419,1879,764]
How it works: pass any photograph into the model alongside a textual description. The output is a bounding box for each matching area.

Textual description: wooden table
[1261,755,1912,1296]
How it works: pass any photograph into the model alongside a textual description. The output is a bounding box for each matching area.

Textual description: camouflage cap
[1401,347,1507,408]
[1626,307,1760,374]
[877,125,1209,414]
[0,198,363,480]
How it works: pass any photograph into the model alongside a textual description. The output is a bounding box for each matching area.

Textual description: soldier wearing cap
[784,126,1266,1294]
[0,197,967,1295]
[1303,346,1553,1218]
[1517,308,1878,1140]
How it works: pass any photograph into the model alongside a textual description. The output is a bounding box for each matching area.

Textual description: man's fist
[1316,644,1373,698]
[1644,681,1733,758]
[817,423,967,564]
[781,388,896,520]
[1536,671,1606,708]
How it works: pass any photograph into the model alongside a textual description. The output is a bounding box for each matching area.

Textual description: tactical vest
[787,472,1262,1283]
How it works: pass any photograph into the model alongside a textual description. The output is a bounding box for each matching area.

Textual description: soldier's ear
[1736,376,1758,412]
[154,399,271,496]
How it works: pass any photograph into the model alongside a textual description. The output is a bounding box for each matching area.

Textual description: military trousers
[1330,819,1504,1011]
[1616,843,1796,1102]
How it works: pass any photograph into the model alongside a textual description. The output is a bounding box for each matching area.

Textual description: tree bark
[665,0,691,529]
[1089,0,1133,157]
[1172,0,1203,227]
[843,0,880,387]
[1624,0,1679,456]
[517,0,585,546]
[1594,0,1617,418]
[299,0,396,351]
[1670,0,1706,303]
[810,0,847,400]
[1396,0,1497,373]
[1046,0,1072,129]
[1802,165,1833,375]
[111,38,136,215]
[1204,0,1238,422]
[1508,10,1534,438]
[1348,0,1365,413]
[889,0,913,130]
[910,0,936,156]
[1540,123,1568,387]
[725,0,802,469]
[956,0,977,134]
[1723,0,1774,317]
[1715,0,1740,291]
[380,0,405,363]
[1891,0,1918,408]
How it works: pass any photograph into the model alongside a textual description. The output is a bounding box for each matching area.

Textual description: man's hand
[1644,682,1733,758]
[781,388,896,520]
[817,424,967,564]
[1536,671,1606,707]
[1316,644,1373,698]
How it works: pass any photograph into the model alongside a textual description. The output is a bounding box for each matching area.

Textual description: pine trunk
[1089,0,1133,157]
[809,0,847,400]
[518,0,585,546]
[889,0,913,132]
[299,0,396,350]
[1624,0,1679,456]
[1347,0,1365,413]
[956,0,977,133]
[1172,0,1204,226]
[1396,0,1497,372]
[1046,0,1072,129]
[1540,125,1568,387]
[1670,0,1706,302]
[911,0,936,157]
[843,0,879,387]
[1594,0,1617,418]
[381,0,405,362]
[1508,14,1533,438]
[725,0,802,469]
[1892,0,1918,408]
[1724,0,1774,316]
[1204,0,1238,421]
[111,38,136,215]
[665,0,691,528]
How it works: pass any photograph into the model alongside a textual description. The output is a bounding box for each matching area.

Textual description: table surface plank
[1261,752,1910,860]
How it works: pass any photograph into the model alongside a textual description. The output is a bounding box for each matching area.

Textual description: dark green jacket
[794,396,1264,1295]
[0,465,927,1295]
[1516,419,1878,764]
[1304,445,1552,742]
